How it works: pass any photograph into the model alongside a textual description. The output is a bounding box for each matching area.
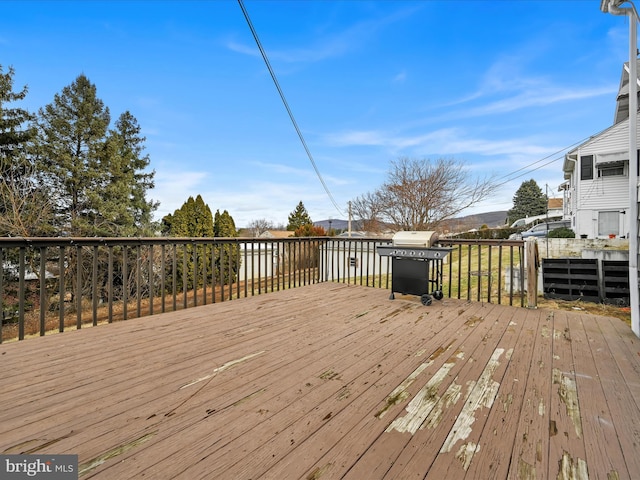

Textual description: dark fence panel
[0,236,524,342]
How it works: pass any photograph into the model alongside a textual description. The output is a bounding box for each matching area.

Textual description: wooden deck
[1,283,639,479]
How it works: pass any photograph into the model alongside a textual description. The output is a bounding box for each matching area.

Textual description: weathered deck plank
[547,311,588,479]
[570,314,630,479]
[0,282,638,480]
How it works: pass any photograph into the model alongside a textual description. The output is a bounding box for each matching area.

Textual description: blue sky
[1,0,632,227]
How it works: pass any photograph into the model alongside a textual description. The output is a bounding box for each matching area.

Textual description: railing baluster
[123,245,128,320]
[18,247,25,340]
[39,246,46,336]
[201,243,206,306]
[193,244,198,308]
[59,246,65,332]
[76,245,82,330]
[149,244,155,314]
[235,241,241,300]
[487,244,500,303]
[93,245,98,326]
[108,245,114,323]
[172,244,177,310]
[497,244,503,305]
[136,245,142,318]
[160,244,166,313]
[258,241,262,295]
[182,243,188,309]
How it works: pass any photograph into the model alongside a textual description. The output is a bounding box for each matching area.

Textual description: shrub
[547,227,575,238]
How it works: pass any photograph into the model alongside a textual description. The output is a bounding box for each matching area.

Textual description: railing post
[526,238,539,309]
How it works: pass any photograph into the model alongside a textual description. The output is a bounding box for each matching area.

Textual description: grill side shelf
[376,246,452,259]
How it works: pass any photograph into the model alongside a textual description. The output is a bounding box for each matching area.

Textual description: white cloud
[392,70,407,83]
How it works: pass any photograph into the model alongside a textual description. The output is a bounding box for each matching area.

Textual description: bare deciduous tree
[352,157,497,232]
[0,158,53,237]
[247,218,274,237]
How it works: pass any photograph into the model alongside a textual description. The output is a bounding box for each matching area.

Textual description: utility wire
[494,124,619,189]
[240,0,618,210]
[238,0,344,216]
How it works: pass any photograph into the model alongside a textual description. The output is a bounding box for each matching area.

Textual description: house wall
[567,118,638,239]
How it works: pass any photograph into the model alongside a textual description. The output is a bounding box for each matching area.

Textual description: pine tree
[95,111,158,236]
[287,201,313,231]
[34,74,157,236]
[507,179,548,224]
[0,65,50,236]
[35,74,110,235]
[0,65,33,166]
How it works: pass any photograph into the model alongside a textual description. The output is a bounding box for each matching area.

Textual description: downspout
[605,0,640,337]
[566,153,577,232]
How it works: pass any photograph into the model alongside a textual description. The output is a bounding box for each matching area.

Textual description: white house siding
[565,117,639,239]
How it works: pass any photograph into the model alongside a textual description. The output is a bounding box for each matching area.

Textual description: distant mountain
[451,211,508,228]
[314,219,358,231]
[315,211,508,233]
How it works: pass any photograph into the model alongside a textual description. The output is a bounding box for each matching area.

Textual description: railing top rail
[0,236,395,249]
[438,238,524,247]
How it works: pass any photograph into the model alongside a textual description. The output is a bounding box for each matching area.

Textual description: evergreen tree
[214,209,239,285]
[214,209,238,237]
[95,111,158,236]
[0,65,51,236]
[0,65,33,166]
[35,74,111,236]
[34,74,157,236]
[287,201,313,231]
[507,179,547,224]
[167,195,214,237]
[165,196,214,290]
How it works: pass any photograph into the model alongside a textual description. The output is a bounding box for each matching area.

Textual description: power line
[237,0,344,216]
[494,124,618,189]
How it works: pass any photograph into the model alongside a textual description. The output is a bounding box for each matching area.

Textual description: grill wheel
[421,294,433,306]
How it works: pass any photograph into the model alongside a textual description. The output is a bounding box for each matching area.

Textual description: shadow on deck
[1,283,639,479]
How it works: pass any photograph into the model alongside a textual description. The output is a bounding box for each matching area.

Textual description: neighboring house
[258,230,293,239]
[562,60,640,239]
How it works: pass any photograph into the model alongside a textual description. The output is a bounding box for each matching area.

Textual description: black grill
[377,231,452,306]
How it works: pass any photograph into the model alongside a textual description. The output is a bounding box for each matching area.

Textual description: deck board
[1,282,639,479]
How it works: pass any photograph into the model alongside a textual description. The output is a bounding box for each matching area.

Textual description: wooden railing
[0,236,525,342]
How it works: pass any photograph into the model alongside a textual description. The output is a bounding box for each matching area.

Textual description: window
[598,211,619,236]
[598,164,625,177]
[580,155,593,180]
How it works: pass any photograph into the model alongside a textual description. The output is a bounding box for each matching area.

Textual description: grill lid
[391,231,438,247]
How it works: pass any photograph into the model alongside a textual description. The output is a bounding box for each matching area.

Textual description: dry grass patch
[537,296,632,326]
